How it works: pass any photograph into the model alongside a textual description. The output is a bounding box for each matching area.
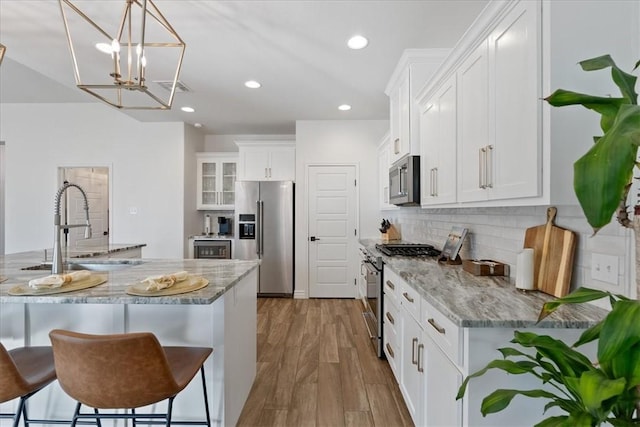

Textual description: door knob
[310,236,320,241]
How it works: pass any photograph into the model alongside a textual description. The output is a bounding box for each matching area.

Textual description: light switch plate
[591,253,619,285]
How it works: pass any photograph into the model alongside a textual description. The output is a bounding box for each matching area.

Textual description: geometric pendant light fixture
[58,0,186,110]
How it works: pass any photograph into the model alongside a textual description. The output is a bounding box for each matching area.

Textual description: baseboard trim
[293,290,307,299]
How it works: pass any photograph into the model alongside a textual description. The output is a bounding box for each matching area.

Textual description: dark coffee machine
[218,217,231,235]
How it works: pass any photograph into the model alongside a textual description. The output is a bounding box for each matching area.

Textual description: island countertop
[360,239,609,329]
[0,250,259,305]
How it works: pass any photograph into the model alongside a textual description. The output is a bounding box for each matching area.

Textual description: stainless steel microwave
[389,155,420,206]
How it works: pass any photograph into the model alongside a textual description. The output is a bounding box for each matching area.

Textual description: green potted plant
[456,55,640,426]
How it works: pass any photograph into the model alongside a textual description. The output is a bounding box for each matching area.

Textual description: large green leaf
[544,89,624,132]
[578,370,627,413]
[598,300,640,363]
[605,342,640,389]
[513,332,594,377]
[480,389,559,416]
[534,416,580,427]
[573,104,640,232]
[573,321,602,348]
[456,358,540,399]
[579,55,639,104]
[538,287,613,322]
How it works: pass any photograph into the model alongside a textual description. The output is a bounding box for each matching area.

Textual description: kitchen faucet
[52,182,92,274]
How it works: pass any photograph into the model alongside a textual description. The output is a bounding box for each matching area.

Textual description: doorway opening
[58,167,110,251]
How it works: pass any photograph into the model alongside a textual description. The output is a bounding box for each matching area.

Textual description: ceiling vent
[154,80,191,93]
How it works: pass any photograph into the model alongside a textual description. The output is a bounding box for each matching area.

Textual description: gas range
[375,243,441,258]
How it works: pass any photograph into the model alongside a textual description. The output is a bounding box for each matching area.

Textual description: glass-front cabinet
[197,152,238,210]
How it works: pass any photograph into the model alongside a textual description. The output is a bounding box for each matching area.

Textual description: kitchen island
[0,250,259,427]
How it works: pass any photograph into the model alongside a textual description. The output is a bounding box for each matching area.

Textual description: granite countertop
[360,239,609,329]
[68,243,147,258]
[0,249,259,305]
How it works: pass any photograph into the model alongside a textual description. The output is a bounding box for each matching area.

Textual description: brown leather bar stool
[49,329,213,427]
[0,342,57,427]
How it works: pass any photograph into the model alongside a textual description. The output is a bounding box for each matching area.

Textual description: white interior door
[308,165,357,298]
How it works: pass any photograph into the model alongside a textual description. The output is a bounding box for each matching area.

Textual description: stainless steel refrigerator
[234,181,294,295]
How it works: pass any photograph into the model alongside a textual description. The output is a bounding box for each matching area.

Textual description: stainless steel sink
[22,260,145,272]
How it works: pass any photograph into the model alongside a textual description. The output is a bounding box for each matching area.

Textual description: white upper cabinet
[196,152,238,210]
[457,40,490,203]
[413,0,542,208]
[385,49,451,166]
[487,0,540,200]
[378,132,398,210]
[236,141,295,181]
[420,74,457,206]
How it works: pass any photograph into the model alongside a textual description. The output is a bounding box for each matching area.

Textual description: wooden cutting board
[523,207,576,298]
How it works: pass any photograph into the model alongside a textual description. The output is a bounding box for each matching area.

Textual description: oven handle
[362,260,380,275]
[362,312,376,340]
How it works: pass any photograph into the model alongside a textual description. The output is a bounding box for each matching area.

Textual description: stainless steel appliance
[359,247,384,358]
[193,239,231,259]
[234,181,294,296]
[389,155,420,206]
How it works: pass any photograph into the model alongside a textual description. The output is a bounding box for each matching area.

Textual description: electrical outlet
[591,253,619,285]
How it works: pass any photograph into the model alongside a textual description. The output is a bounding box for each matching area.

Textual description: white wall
[295,120,389,298]
[0,103,186,259]
[183,125,206,257]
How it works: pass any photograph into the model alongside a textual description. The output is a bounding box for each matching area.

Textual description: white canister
[516,248,535,291]
[204,214,211,235]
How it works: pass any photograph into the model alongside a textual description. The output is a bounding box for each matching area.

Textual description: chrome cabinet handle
[411,337,418,365]
[386,312,395,325]
[386,280,395,290]
[479,147,486,189]
[386,343,395,359]
[486,145,494,188]
[428,318,446,335]
[403,292,414,303]
[433,167,438,197]
[417,343,424,373]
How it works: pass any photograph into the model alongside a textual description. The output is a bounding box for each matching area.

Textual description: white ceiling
[0,0,488,134]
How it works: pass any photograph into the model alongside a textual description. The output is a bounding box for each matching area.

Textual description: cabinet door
[239,148,269,181]
[221,161,237,206]
[420,76,457,206]
[488,0,540,200]
[423,331,463,427]
[390,73,411,165]
[378,135,397,210]
[198,159,218,208]
[399,309,423,426]
[268,146,295,181]
[458,40,490,202]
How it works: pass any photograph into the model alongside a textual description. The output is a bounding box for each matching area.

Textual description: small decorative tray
[8,274,108,296]
[462,259,508,276]
[126,276,209,297]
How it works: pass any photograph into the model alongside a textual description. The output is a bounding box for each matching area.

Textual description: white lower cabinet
[385,266,595,426]
[423,333,463,426]
[400,307,424,425]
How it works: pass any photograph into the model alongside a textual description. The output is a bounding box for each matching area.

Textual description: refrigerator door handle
[256,200,261,255]
[258,200,265,255]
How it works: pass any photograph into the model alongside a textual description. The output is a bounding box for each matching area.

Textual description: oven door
[361,260,384,358]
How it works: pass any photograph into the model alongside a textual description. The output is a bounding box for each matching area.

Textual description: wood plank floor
[237,298,413,427]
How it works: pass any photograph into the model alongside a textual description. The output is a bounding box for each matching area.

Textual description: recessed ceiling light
[181,106,195,113]
[338,104,352,111]
[194,123,203,128]
[245,80,261,89]
[347,35,368,50]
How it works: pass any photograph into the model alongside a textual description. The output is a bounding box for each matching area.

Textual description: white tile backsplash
[384,205,634,296]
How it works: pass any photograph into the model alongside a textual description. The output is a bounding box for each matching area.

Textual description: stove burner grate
[375,243,441,258]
